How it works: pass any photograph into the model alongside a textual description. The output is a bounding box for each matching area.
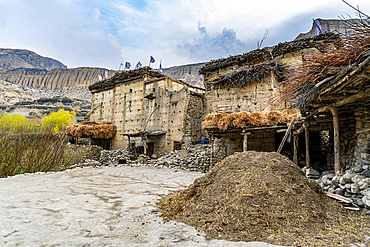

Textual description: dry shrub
[84,125,95,136]
[265,110,282,125]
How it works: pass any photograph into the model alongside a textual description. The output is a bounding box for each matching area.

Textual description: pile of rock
[99,149,130,165]
[66,144,212,173]
[316,165,370,213]
[130,144,212,173]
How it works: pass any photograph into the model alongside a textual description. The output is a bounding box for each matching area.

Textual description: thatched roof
[209,61,286,87]
[199,33,339,75]
[88,67,163,92]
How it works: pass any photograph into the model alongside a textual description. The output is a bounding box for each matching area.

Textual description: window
[129,89,132,93]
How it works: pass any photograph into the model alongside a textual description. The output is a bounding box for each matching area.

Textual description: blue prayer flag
[150,56,155,63]
[125,62,131,69]
[159,62,162,72]
[135,61,142,69]
[314,19,323,35]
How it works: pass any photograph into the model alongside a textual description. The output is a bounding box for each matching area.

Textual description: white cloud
[0,0,370,69]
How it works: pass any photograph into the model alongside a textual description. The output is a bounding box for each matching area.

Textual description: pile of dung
[157,152,370,246]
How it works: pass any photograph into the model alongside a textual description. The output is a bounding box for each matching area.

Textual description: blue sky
[0,0,370,70]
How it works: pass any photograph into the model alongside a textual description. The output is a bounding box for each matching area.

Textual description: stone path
[0,166,285,247]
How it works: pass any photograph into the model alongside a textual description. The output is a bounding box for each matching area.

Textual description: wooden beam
[277,117,296,153]
[305,126,310,169]
[316,87,370,113]
[329,106,341,175]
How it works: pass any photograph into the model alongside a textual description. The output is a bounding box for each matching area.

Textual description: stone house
[199,33,339,161]
[88,67,205,155]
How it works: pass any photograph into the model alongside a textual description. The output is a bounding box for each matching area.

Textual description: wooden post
[305,126,310,169]
[128,136,131,150]
[89,137,91,146]
[144,134,148,156]
[293,134,298,165]
[242,132,251,152]
[329,106,341,175]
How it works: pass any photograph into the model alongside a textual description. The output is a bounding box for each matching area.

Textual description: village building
[88,67,205,155]
[199,32,340,163]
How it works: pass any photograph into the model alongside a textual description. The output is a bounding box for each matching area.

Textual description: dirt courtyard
[0,166,284,247]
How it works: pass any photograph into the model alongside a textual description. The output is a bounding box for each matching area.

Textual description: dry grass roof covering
[199,33,339,75]
[201,109,300,131]
[158,151,370,246]
[272,18,370,110]
[66,123,117,139]
[88,67,163,92]
[209,61,286,87]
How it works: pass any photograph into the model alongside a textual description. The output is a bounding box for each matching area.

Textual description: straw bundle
[232,112,252,128]
[66,123,117,139]
[249,112,266,126]
[201,114,217,128]
[281,108,301,123]
[265,110,282,125]
[218,113,237,131]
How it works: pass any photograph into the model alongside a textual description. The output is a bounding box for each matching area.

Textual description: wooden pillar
[305,126,310,169]
[144,134,148,156]
[293,134,298,165]
[329,106,341,175]
[242,132,251,152]
[89,137,92,146]
[127,136,131,150]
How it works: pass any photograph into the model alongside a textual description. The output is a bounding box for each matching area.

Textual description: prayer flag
[98,75,102,81]
[150,56,155,64]
[159,61,162,72]
[314,19,323,35]
[135,61,142,69]
[125,62,131,69]
[105,70,108,79]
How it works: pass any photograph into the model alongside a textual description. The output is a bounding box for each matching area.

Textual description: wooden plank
[277,117,296,153]
[325,191,353,204]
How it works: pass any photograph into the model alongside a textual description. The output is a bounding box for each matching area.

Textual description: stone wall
[354,106,370,168]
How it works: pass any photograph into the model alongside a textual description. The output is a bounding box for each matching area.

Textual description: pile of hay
[158,152,370,246]
[201,109,300,130]
[66,123,117,139]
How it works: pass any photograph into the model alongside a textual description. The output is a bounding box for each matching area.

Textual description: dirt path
[0,166,285,246]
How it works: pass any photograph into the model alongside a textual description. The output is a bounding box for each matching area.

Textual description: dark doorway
[148,143,154,156]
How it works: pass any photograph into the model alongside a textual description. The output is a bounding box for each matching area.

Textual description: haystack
[158,152,370,246]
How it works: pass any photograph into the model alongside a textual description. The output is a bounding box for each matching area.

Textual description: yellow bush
[42,109,76,133]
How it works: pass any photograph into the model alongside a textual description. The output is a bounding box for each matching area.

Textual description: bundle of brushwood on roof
[209,61,286,87]
[271,17,370,110]
[271,32,339,57]
[66,123,117,139]
[201,109,300,131]
[199,47,272,74]
[88,67,163,91]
